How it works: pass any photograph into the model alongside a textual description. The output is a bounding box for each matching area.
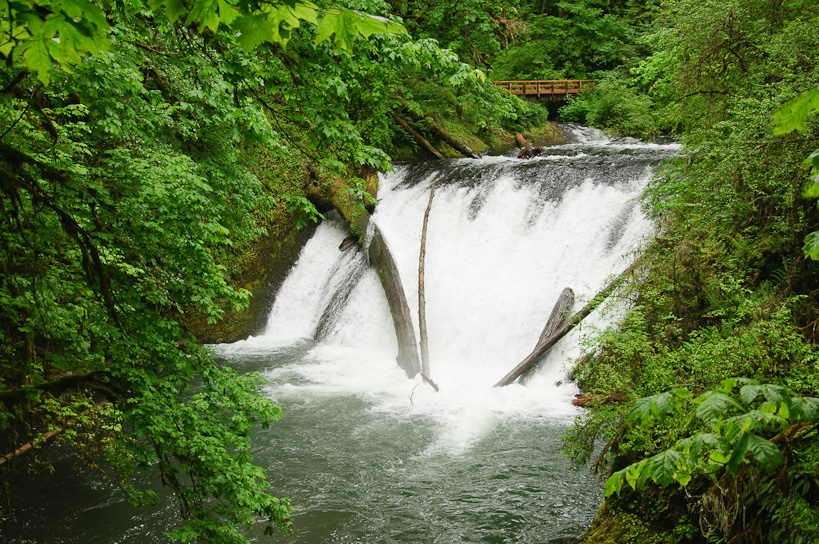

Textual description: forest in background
[2,0,819,541]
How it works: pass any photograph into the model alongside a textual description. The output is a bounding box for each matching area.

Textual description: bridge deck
[492,80,595,101]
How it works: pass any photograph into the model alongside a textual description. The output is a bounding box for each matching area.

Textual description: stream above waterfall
[6,125,679,543]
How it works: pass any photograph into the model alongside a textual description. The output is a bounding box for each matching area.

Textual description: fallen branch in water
[0,400,108,466]
[494,258,645,387]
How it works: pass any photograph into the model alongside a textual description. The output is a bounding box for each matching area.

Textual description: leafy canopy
[0,0,407,84]
[0,0,481,539]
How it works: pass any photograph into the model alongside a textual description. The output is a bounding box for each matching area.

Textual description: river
[5,126,679,543]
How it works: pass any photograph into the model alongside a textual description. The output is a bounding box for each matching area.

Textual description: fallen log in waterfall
[515,133,543,159]
[307,168,424,380]
[494,259,644,387]
[519,287,574,385]
[369,225,422,378]
[418,185,439,391]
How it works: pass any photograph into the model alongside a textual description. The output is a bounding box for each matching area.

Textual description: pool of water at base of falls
[5,341,604,544]
[3,125,680,543]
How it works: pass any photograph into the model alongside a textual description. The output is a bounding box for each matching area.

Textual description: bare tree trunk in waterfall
[391,111,444,159]
[494,258,645,387]
[418,185,439,391]
[369,225,422,378]
[519,287,575,385]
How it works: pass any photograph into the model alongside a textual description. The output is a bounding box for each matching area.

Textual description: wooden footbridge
[492,80,595,101]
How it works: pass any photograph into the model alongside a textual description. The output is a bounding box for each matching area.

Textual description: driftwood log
[391,111,444,160]
[519,287,575,385]
[417,185,440,391]
[419,185,434,379]
[515,133,543,159]
[339,235,357,252]
[369,225,422,378]
[572,393,625,407]
[494,258,645,387]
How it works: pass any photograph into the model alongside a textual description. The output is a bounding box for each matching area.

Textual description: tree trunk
[369,225,422,378]
[419,185,434,382]
[515,133,543,159]
[424,118,479,158]
[391,111,444,159]
[519,287,574,385]
[494,259,644,387]
[394,98,478,159]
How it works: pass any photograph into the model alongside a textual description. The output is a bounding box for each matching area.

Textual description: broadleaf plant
[604,378,819,498]
[774,90,819,259]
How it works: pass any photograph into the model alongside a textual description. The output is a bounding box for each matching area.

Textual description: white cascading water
[218,126,680,456]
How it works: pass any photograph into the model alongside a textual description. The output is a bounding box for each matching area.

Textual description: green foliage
[0,0,497,539]
[559,77,658,138]
[561,3,819,541]
[489,0,642,80]
[774,90,819,136]
[283,194,324,229]
[605,378,819,497]
[773,89,819,260]
[1,0,407,84]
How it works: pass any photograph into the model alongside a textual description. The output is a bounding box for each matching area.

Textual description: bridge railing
[492,80,596,98]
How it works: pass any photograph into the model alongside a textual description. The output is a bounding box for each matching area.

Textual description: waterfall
[219,126,680,453]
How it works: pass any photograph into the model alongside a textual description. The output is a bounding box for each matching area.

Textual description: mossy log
[519,287,574,385]
[305,167,379,237]
[391,111,445,160]
[368,225,422,378]
[394,97,478,159]
[423,118,479,159]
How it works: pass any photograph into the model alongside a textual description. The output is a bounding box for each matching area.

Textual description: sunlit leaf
[18,38,53,84]
[774,90,819,135]
[233,13,277,51]
[604,470,624,497]
[803,231,819,261]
